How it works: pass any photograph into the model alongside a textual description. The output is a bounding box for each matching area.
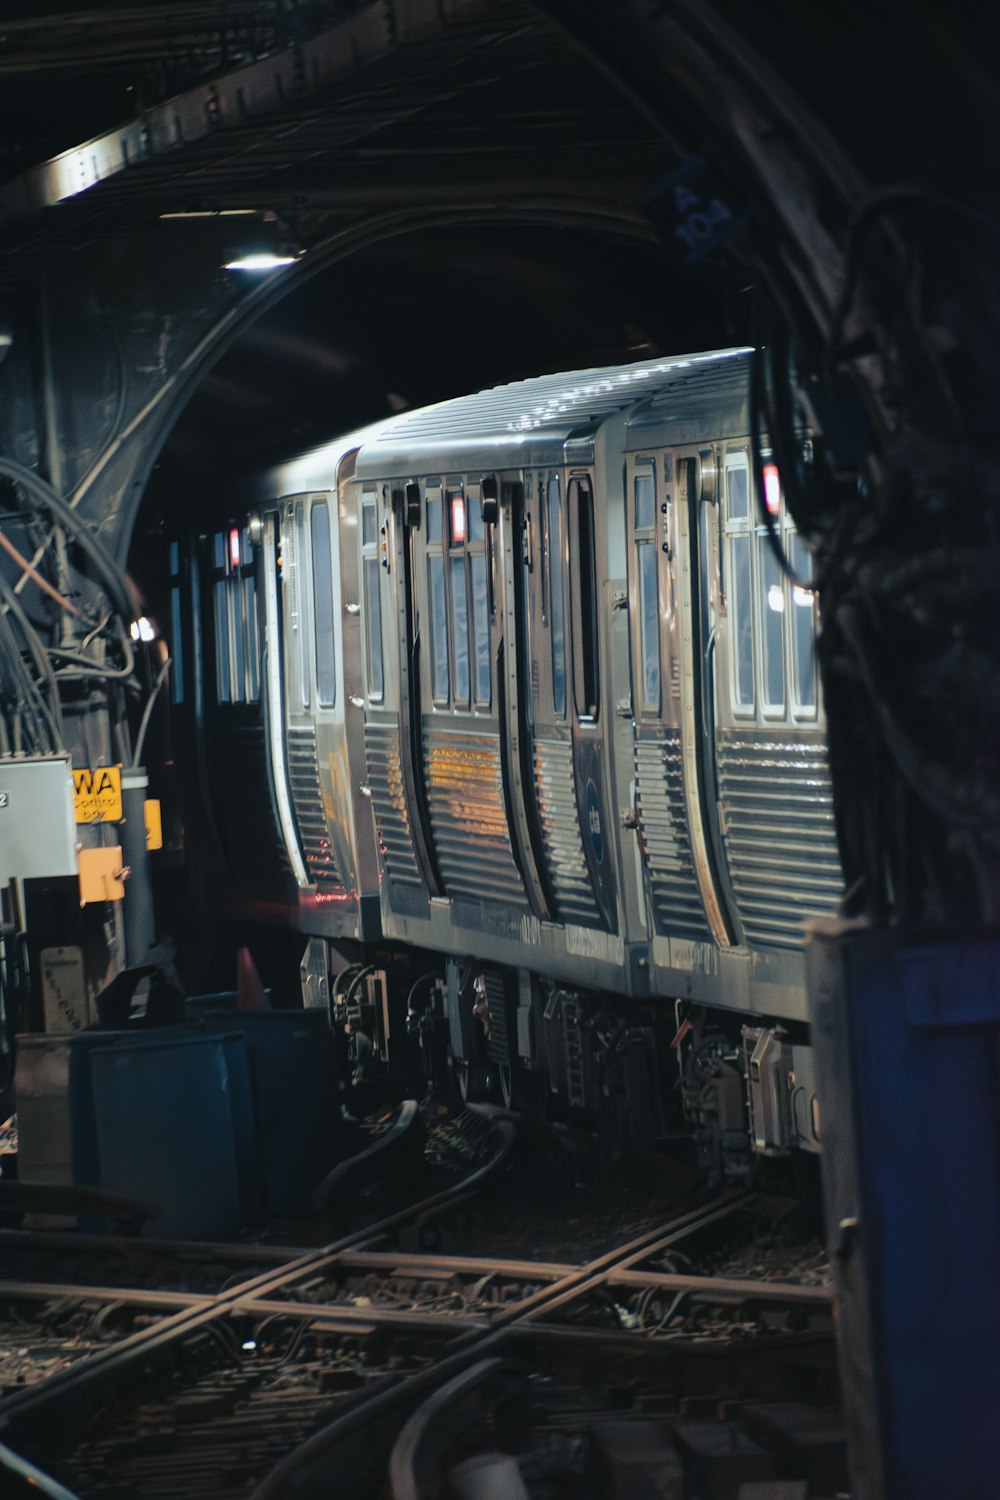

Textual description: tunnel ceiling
[0,0,706,506]
[0,2,667,261]
[1,0,989,550]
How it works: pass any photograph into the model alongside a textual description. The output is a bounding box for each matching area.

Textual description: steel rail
[604,1268,832,1306]
[228,1296,481,1334]
[0,1112,516,1426]
[0,1280,211,1312]
[247,1192,796,1500]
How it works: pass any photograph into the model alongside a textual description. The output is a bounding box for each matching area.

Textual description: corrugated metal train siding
[364,721,423,889]
[532,738,602,926]
[286,724,342,893]
[634,734,711,939]
[717,729,843,947]
[423,726,525,903]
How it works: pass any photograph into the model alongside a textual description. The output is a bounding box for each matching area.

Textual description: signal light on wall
[763,463,782,516]
[450,494,466,543]
[229,527,241,568]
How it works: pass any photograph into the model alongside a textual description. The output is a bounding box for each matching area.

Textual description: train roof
[248,413,412,501]
[353,347,752,477]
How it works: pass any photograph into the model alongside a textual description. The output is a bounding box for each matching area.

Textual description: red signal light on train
[763,463,782,516]
[450,494,466,543]
[229,527,241,568]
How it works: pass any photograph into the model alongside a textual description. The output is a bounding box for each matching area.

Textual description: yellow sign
[144,798,163,851]
[78,845,125,903]
[73,765,122,823]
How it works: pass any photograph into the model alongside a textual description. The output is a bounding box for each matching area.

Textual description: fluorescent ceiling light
[161,209,258,219]
[223,252,298,271]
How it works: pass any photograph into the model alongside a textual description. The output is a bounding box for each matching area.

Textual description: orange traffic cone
[236,946,270,1011]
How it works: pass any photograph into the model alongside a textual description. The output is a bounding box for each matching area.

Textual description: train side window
[295,502,310,709]
[310,502,336,708]
[569,476,599,721]
[467,487,485,543]
[788,530,818,714]
[449,552,470,705]
[725,453,754,712]
[633,466,660,711]
[169,540,185,706]
[213,531,231,704]
[360,495,384,701]
[444,484,478,709]
[546,475,567,717]
[462,481,492,709]
[427,542,449,705]
[243,564,260,703]
[470,553,490,705]
[426,495,443,544]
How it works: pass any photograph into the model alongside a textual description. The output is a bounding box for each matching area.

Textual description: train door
[195,519,294,903]
[256,506,309,893]
[273,494,352,900]
[358,478,437,913]
[409,477,529,913]
[626,450,731,947]
[515,468,613,930]
[708,448,842,947]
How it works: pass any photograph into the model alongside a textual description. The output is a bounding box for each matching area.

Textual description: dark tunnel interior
[139,222,747,524]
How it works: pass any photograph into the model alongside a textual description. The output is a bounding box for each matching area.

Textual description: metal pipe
[119,766,155,967]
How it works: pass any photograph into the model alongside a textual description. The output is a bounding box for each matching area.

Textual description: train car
[174,350,842,1170]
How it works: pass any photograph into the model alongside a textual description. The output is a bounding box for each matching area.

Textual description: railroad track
[0,1116,844,1498]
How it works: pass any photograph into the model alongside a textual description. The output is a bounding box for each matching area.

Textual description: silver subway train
[174,348,842,1172]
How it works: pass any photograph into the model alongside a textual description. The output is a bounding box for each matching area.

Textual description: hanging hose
[0,456,133,623]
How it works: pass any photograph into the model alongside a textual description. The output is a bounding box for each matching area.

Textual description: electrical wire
[0,577,63,750]
[0,457,133,623]
[0,526,84,618]
[133,655,170,765]
[0,574,65,738]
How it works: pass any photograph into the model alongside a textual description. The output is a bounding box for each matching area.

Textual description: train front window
[211,526,260,706]
[295,502,310,709]
[634,471,655,529]
[547,475,566,718]
[311,501,336,708]
[471,553,490,705]
[569,476,599,722]
[759,537,786,712]
[727,456,749,521]
[725,453,755,712]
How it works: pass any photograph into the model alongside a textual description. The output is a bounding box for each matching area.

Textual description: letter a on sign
[73,765,123,823]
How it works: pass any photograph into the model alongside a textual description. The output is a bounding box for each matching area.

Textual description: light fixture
[160,209,259,220]
[130,617,155,642]
[223,251,299,272]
